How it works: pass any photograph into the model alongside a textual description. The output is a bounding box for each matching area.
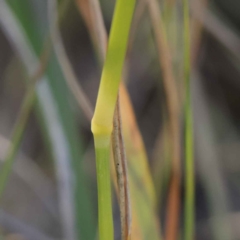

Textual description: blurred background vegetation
[0,0,240,239]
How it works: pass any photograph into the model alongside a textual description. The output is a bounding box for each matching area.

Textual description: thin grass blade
[0,1,96,239]
[183,0,195,239]
[145,0,181,239]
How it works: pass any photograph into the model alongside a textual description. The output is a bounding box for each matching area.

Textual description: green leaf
[2,1,96,239]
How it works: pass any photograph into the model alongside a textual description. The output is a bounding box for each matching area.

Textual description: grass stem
[146,0,181,239]
[91,0,136,239]
[183,0,195,239]
[94,138,114,240]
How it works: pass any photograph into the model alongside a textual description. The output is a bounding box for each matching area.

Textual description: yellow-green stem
[91,0,136,137]
[91,0,136,239]
[183,0,194,239]
[94,137,114,240]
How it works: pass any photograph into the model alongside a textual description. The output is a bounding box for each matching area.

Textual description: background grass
[0,0,239,240]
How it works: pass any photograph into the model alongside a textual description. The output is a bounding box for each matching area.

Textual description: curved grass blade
[0,1,95,239]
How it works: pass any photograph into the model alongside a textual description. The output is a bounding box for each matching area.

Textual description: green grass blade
[183,0,195,240]
[146,0,181,238]
[1,1,96,239]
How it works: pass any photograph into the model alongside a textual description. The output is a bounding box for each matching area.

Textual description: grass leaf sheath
[91,0,136,239]
[91,0,136,138]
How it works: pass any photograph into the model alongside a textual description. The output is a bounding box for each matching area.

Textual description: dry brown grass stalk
[146,0,181,239]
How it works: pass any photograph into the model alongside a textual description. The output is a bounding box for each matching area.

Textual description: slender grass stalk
[146,0,181,239]
[51,1,131,237]
[91,0,136,133]
[91,0,136,239]
[183,0,195,240]
[75,0,161,238]
[76,0,161,237]
[76,0,162,237]
[95,141,113,240]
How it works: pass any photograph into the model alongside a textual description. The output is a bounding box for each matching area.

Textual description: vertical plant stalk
[183,0,195,240]
[95,139,113,240]
[50,0,132,238]
[91,0,136,239]
[76,0,161,238]
[0,42,50,199]
[146,0,180,239]
[112,97,131,240]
